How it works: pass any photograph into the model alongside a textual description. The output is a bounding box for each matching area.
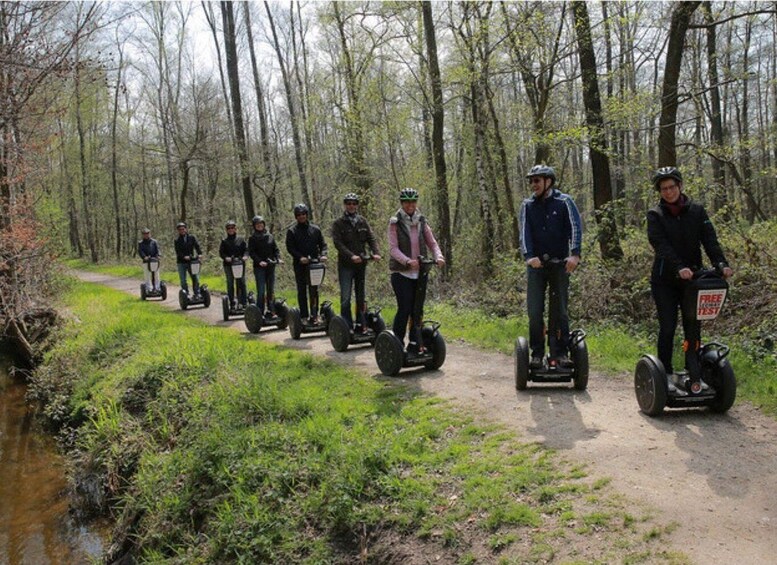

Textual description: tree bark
[657,1,702,166]
[572,1,623,262]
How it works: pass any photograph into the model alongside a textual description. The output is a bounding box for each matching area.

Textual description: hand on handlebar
[259,261,268,268]
[407,259,420,269]
[679,268,693,280]
[225,257,232,263]
[722,266,733,279]
[565,255,580,273]
[527,257,542,269]
[320,256,327,263]
[300,257,310,265]
[371,254,381,261]
[436,258,445,268]
[352,254,363,264]
[184,255,191,261]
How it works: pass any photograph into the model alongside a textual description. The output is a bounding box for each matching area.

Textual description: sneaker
[556,355,574,368]
[529,356,544,370]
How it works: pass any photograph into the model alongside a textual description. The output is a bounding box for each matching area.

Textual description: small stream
[0,351,104,565]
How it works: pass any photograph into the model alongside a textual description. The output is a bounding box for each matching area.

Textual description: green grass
[31,279,680,563]
[65,258,777,417]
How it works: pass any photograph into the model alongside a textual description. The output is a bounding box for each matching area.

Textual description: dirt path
[75,271,777,564]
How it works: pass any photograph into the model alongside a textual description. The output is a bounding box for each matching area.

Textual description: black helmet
[399,187,419,201]
[343,192,359,203]
[176,222,187,229]
[526,164,556,185]
[652,166,683,190]
[252,215,265,225]
[293,203,309,216]
[225,220,236,228]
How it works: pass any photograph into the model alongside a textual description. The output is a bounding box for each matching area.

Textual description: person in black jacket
[174,222,203,295]
[248,215,281,317]
[138,228,161,292]
[647,167,733,380]
[286,204,328,323]
[331,193,381,332]
[219,220,248,307]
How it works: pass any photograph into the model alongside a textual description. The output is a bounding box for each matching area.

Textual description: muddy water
[0,354,103,565]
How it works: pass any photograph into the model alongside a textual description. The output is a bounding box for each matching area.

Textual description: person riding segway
[138,228,167,301]
[219,220,250,320]
[244,215,288,333]
[285,204,332,339]
[514,164,588,390]
[328,193,386,351]
[374,188,446,376]
[174,222,210,310]
[635,167,735,416]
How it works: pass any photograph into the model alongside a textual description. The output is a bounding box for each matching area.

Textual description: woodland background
[2,1,777,360]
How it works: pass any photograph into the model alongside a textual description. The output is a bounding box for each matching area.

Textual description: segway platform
[514,330,589,390]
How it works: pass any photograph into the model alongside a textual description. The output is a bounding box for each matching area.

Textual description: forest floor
[74,270,777,564]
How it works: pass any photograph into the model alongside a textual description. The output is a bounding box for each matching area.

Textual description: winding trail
[75,271,777,564]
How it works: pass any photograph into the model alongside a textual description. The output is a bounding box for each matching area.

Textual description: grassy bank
[67,258,777,417]
[31,280,683,563]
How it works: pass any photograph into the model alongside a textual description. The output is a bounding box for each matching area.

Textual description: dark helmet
[293,203,309,216]
[176,222,187,229]
[252,215,265,226]
[526,164,556,185]
[652,166,683,190]
[141,227,150,234]
[343,192,359,203]
[399,187,419,201]
[225,219,237,228]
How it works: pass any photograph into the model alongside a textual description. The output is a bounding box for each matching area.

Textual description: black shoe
[529,356,544,370]
[406,342,420,356]
[556,355,574,368]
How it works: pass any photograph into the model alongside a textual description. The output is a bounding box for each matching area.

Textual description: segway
[244,259,289,333]
[514,256,589,390]
[178,257,211,310]
[635,265,736,416]
[140,258,167,301]
[221,257,253,321]
[374,257,446,376]
[287,257,333,339]
[329,255,387,351]
[514,330,588,391]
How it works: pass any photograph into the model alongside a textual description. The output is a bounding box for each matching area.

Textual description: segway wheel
[329,316,351,352]
[160,282,167,301]
[421,327,446,370]
[222,295,230,321]
[571,339,589,391]
[244,304,264,334]
[634,355,667,416]
[514,337,530,391]
[274,301,289,330]
[375,330,404,376]
[709,360,736,413]
[201,289,211,308]
[140,283,147,301]
[179,289,188,310]
[288,308,302,340]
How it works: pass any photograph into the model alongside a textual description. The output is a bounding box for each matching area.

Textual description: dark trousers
[224,265,247,305]
[391,272,426,347]
[293,263,319,319]
[339,263,367,329]
[254,266,276,311]
[177,263,200,294]
[651,280,702,375]
[526,264,570,359]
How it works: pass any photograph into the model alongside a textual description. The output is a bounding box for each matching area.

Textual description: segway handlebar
[540,254,567,267]
[691,263,728,280]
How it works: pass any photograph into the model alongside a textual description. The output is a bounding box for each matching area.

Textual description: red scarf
[663,193,687,217]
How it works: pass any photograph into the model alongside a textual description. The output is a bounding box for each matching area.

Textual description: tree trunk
[422,1,452,274]
[657,1,701,166]
[572,1,623,262]
[221,1,254,219]
[74,58,98,263]
[702,2,726,211]
[111,41,124,259]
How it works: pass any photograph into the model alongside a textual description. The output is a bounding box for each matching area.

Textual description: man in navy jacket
[519,165,583,369]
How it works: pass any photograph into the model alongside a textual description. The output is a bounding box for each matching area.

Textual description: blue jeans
[177,263,200,294]
[224,265,247,305]
[526,264,569,359]
[391,272,424,347]
[254,265,276,311]
[338,263,367,329]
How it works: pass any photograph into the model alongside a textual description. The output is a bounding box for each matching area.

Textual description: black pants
[651,280,701,375]
[391,272,426,347]
[294,263,319,319]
